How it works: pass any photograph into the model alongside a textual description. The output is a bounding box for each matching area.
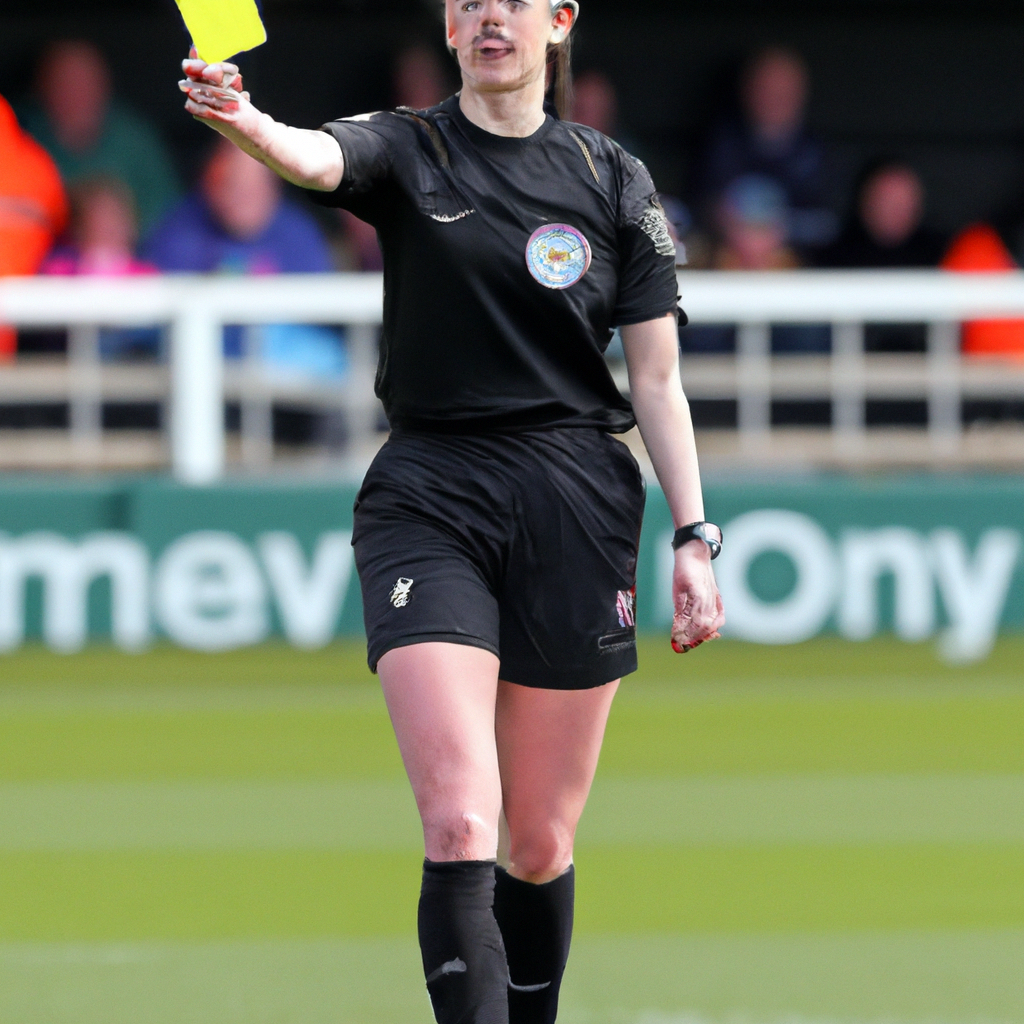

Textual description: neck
[458,74,548,138]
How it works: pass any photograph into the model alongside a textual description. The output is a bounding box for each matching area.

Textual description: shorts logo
[616,588,636,629]
[390,578,414,609]
[526,224,592,290]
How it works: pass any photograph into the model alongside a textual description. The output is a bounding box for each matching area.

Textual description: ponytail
[546,34,573,120]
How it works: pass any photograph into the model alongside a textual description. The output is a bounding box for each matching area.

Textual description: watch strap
[671,521,722,559]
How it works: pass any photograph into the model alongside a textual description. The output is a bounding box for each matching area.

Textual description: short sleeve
[612,156,682,327]
[310,113,398,212]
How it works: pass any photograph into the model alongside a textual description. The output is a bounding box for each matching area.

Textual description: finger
[672,587,693,620]
[182,63,210,83]
[185,95,239,116]
[184,60,232,88]
[671,606,715,650]
[672,636,704,654]
[181,82,241,107]
[185,97,231,121]
[204,62,238,87]
[711,593,726,633]
[712,604,726,634]
[178,78,219,95]
[184,97,215,118]
[671,629,722,655]
[187,84,239,102]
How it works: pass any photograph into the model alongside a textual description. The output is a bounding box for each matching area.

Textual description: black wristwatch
[671,521,722,559]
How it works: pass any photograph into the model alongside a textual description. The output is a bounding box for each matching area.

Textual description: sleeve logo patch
[641,202,677,259]
[526,224,592,290]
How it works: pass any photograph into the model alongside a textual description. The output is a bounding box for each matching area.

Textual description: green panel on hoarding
[129,481,363,637]
[0,481,130,641]
[0,475,1021,648]
[129,481,355,545]
[636,476,1024,633]
[0,480,127,534]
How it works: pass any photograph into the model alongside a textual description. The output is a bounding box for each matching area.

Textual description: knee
[423,811,499,862]
[507,821,574,884]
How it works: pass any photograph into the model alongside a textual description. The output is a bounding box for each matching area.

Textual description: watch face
[695,523,722,558]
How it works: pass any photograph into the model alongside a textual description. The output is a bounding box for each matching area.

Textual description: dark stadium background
[4,0,1024,234]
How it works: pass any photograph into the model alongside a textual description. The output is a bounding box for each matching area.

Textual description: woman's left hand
[670,542,725,653]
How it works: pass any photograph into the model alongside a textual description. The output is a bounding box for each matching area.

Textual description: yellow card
[175,0,266,65]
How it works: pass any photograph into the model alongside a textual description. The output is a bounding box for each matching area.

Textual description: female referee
[179,2,725,1021]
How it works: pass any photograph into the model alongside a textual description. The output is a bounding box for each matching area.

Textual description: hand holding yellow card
[175,0,266,65]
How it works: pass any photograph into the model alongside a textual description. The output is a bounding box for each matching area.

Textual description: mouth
[476,38,514,60]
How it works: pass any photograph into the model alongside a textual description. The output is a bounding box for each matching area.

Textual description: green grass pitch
[0,637,1022,1024]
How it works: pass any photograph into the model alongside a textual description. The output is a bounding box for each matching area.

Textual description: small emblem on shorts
[390,578,414,609]
[616,588,636,629]
[526,224,592,290]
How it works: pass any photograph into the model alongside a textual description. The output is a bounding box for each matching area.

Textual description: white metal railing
[0,274,383,482]
[3,270,1024,480]
[679,270,1024,463]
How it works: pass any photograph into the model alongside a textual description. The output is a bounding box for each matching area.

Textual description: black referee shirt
[314,95,680,434]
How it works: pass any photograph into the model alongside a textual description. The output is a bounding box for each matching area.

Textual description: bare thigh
[378,642,503,863]
[495,679,619,884]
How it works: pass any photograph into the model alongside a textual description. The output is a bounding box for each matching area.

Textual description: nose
[481,0,505,26]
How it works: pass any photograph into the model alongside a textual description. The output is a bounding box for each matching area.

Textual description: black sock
[493,865,575,1024]
[418,859,510,1024]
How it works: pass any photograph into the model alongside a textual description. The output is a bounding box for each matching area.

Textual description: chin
[468,63,528,92]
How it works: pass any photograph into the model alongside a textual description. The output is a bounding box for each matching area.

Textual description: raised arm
[179,52,344,192]
[621,313,725,652]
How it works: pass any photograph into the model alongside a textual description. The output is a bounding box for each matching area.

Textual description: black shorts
[352,428,646,690]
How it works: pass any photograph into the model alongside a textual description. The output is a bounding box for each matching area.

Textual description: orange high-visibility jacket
[0,94,68,277]
[942,223,1024,359]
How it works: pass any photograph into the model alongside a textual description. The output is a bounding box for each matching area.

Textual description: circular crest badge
[525,224,592,290]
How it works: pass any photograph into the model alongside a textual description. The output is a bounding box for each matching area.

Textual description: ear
[550,0,578,44]
[444,3,457,49]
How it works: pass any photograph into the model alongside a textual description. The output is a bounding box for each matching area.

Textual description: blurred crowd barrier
[3,270,1024,475]
[0,476,1020,664]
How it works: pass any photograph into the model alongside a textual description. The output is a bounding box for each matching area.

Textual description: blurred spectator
[332,210,385,272]
[143,138,345,378]
[819,160,944,268]
[696,48,835,251]
[570,70,642,156]
[943,223,1024,359]
[393,43,452,110]
[682,175,829,355]
[325,41,453,272]
[0,92,67,360]
[144,137,332,277]
[20,40,179,234]
[41,177,160,361]
[818,160,945,354]
[42,177,154,277]
[713,174,798,270]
